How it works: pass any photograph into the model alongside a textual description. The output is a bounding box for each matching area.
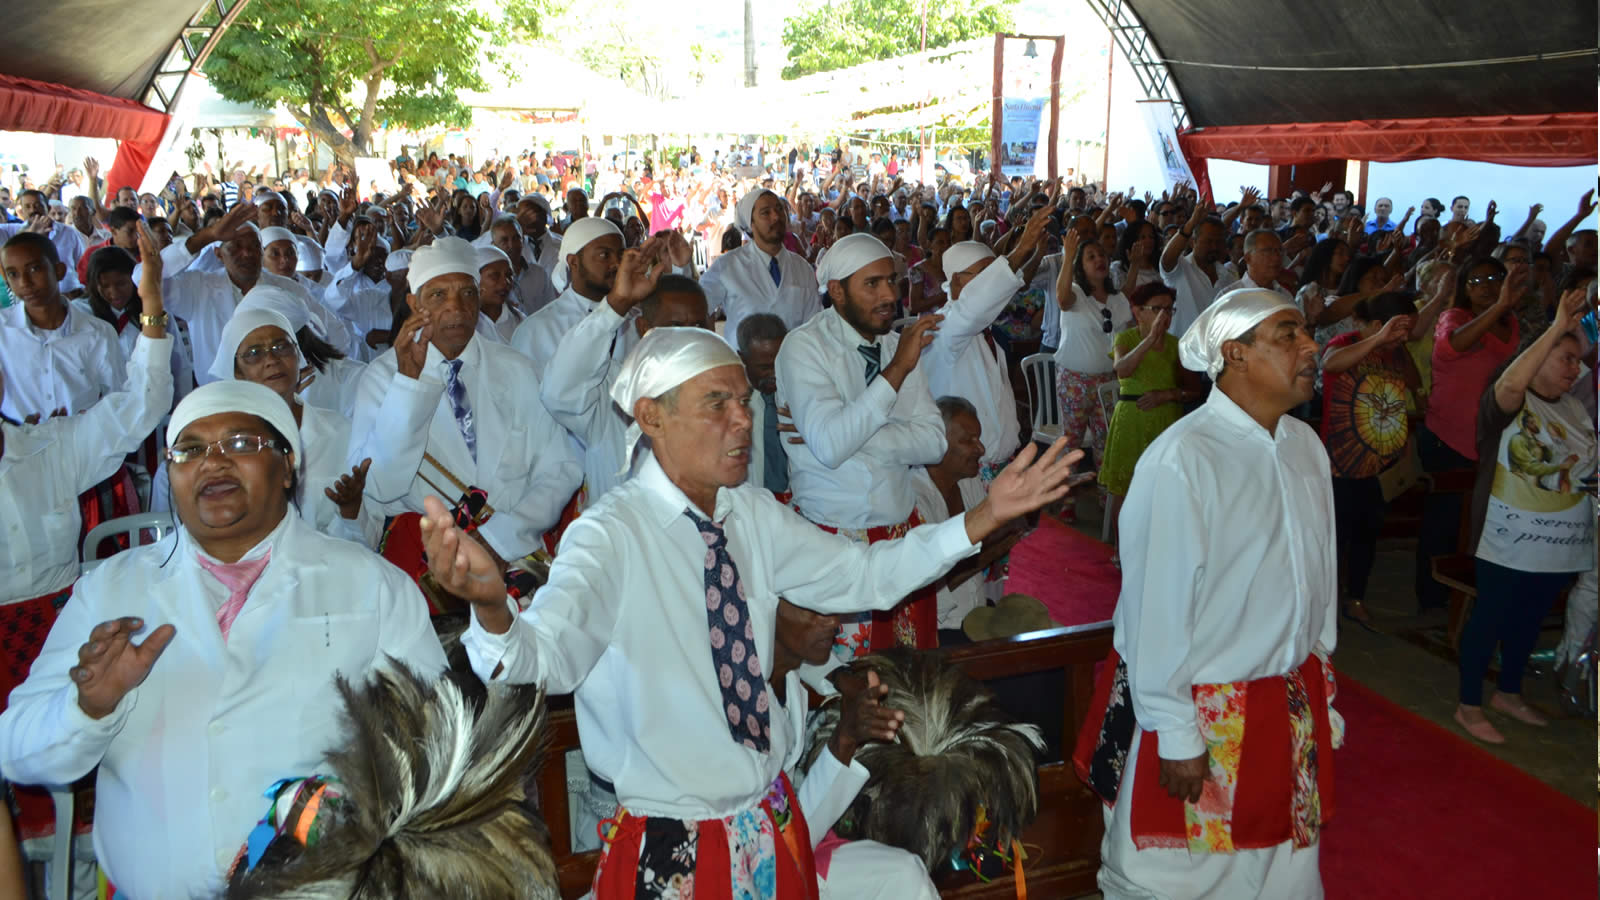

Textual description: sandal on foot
[1454,706,1506,744]
[1490,692,1549,726]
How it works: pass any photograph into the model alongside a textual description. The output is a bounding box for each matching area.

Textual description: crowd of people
[0,138,1593,899]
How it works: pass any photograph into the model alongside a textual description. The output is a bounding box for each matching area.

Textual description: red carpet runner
[1003,514,1120,627]
[1321,677,1593,899]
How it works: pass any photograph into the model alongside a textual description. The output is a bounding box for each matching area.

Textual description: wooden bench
[539,623,1115,899]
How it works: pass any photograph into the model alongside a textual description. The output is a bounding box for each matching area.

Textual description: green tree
[204,0,554,166]
[780,0,1016,80]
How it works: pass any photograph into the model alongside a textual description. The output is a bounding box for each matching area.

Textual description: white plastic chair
[81,512,175,572]
[1019,353,1062,446]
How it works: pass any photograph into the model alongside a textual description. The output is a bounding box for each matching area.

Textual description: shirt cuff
[63,684,137,739]
[862,371,899,413]
[130,334,174,363]
[930,513,983,558]
[460,596,521,683]
[1155,724,1207,761]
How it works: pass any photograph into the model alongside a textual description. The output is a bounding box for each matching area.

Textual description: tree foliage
[205,0,554,165]
[780,0,1016,80]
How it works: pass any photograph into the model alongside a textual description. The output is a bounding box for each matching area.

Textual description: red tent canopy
[0,73,169,196]
[1179,113,1597,169]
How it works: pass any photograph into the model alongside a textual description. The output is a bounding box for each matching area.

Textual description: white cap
[815,233,892,290]
[940,240,997,298]
[168,380,301,461]
[405,236,480,294]
[258,226,295,248]
[1178,288,1296,379]
[610,327,744,474]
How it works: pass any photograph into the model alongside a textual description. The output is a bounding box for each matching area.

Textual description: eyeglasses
[1141,305,1175,314]
[237,340,297,365]
[1465,273,1504,286]
[1101,307,1114,334]
[165,434,282,465]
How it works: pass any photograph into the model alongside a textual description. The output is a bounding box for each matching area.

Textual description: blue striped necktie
[443,358,477,462]
[858,343,881,382]
[768,255,782,287]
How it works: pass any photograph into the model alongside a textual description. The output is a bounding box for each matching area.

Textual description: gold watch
[137,312,169,329]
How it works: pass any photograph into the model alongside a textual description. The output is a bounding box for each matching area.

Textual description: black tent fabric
[1129,0,1597,127]
[4,0,204,100]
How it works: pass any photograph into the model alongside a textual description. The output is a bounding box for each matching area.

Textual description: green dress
[1099,327,1183,496]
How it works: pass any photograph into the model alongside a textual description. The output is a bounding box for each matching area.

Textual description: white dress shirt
[523,229,563,279]
[157,241,320,384]
[1212,270,1292,302]
[702,242,821,352]
[0,222,85,292]
[475,302,526,346]
[0,335,173,602]
[1158,254,1235,337]
[293,272,361,359]
[511,287,636,377]
[0,303,126,422]
[776,306,946,529]
[909,468,1001,629]
[537,301,637,503]
[349,335,582,559]
[1110,260,1160,296]
[513,260,559,316]
[72,300,196,408]
[459,453,979,819]
[925,258,1023,465]
[322,265,392,360]
[0,513,447,898]
[1053,284,1132,375]
[1113,387,1337,761]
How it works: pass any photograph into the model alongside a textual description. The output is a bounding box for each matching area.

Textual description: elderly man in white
[924,206,1050,484]
[1075,288,1341,900]
[350,237,581,566]
[702,188,821,352]
[776,233,948,657]
[0,380,447,898]
[416,325,1083,900]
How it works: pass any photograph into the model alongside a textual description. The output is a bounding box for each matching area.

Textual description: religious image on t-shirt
[1477,393,1597,571]
[1321,342,1410,479]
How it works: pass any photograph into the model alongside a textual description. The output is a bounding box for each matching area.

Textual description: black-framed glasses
[166,434,282,465]
[1101,307,1114,334]
[237,340,297,365]
[1466,273,1504,286]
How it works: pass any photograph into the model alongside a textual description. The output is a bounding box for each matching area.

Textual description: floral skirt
[1055,368,1116,458]
[806,509,939,659]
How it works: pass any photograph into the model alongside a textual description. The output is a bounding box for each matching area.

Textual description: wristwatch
[137,312,169,329]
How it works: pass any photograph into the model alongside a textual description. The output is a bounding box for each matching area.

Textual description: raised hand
[829,668,904,764]
[1578,188,1597,220]
[1008,204,1054,265]
[1377,315,1413,346]
[420,495,513,623]
[1240,186,1261,209]
[24,215,51,234]
[211,201,258,243]
[884,314,942,384]
[71,617,177,719]
[338,186,359,221]
[980,437,1088,528]
[325,459,372,520]
[1552,285,1589,332]
[609,237,671,310]
[392,308,434,380]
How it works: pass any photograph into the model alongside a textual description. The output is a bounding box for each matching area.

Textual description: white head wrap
[385,249,413,272]
[296,241,324,273]
[207,307,304,383]
[519,193,552,218]
[406,236,480,293]
[1178,288,1297,379]
[553,217,622,293]
[258,226,295,248]
[815,233,893,291]
[736,188,779,234]
[609,327,744,474]
[940,240,996,299]
[237,284,314,336]
[167,379,302,461]
[476,245,511,271]
[471,213,521,248]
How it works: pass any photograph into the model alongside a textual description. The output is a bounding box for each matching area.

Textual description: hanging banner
[1138,99,1196,190]
[999,97,1046,179]
[353,156,399,199]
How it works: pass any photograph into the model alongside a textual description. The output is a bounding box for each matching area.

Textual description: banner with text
[999,97,1046,179]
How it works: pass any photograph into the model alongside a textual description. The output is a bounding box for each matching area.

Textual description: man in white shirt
[511,217,635,376]
[925,213,1049,484]
[322,216,394,360]
[350,237,581,566]
[737,313,791,498]
[480,213,558,315]
[1213,229,1293,300]
[515,194,563,279]
[0,256,172,606]
[473,244,525,345]
[1158,204,1236,336]
[0,190,87,293]
[540,237,709,504]
[702,188,821,352]
[157,202,325,384]
[1077,288,1340,900]
[776,233,948,657]
[0,380,447,898]
[417,325,1081,899]
[0,233,125,422]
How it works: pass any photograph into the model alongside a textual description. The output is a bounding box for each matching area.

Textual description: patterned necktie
[685,511,770,753]
[769,254,782,288]
[443,358,477,462]
[197,549,272,643]
[858,343,882,383]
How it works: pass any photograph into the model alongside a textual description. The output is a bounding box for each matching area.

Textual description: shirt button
[210,787,227,803]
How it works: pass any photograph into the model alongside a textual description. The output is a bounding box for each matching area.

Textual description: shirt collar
[822,306,881,351]
[5,301,75,338]
[636,451,734,528]
[425,330,482,373]
[167,507,296,582]
[1205,385,1288,445]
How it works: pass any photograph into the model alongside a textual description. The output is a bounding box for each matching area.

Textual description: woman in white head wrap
[235,283,364,416]
[474,244,524,344]
[152,307,382,547]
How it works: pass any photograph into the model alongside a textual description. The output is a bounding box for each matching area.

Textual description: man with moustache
[1076,288,1341,900]
[511,217,637,376]
[703,187,821,352]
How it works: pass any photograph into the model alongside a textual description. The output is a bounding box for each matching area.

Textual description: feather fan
[224,660,558,900]
[802,648,1044,872]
